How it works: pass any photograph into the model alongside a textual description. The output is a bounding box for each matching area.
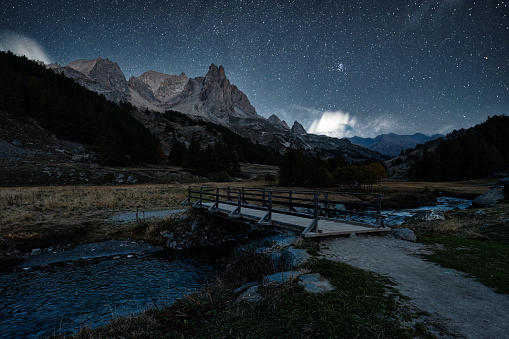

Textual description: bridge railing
[184,186,383,229]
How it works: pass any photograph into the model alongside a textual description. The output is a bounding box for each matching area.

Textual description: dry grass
[0,184,190,226]
[375,179,494,198]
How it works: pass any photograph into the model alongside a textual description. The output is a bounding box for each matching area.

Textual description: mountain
[49,58,129,103]
[349,133,444,156]
[49,57,388,163]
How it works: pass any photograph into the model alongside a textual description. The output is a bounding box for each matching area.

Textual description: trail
[319,236,509,338]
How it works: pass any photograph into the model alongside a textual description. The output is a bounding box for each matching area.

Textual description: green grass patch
[131,260,415,338]
[420,236,509,294]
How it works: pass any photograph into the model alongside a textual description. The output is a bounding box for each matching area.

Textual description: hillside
[0,51,161,166]
[385,115,509,180]
[349,133,443,156]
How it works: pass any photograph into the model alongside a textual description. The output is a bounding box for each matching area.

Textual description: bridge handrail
[185,185,383,227]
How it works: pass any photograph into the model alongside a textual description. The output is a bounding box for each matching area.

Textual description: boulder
[405,210,445,223]
[30,248,42,256]
[298,273,334,293]
[237,285,263,302]
[474,210,487,217]
[390,228,417,241]
[281,248,311,270]
[262,270,302,286]
[473,186,505,207]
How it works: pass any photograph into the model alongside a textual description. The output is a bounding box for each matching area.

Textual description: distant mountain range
[348,133,444,156]
[49,57,387,163]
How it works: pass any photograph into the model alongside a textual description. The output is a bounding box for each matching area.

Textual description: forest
[0,51,162,165]
[408,115,509,181]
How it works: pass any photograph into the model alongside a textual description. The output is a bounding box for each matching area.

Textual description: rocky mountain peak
[204,64,228,85]
[60,57,128,103]
[291,121,307,135]
[268,114,290,130]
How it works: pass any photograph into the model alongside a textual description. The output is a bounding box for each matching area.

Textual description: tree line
[0,51,161,165]
[169,136,240,179]
[278,147,386,189]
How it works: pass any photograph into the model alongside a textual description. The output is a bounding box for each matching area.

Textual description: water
[108,209,187,224]
[0,249,225,338]
[337,196,472,226]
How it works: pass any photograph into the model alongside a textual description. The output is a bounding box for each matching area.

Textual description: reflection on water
[0,249,224,338]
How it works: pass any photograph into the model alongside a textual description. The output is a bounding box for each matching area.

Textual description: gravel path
[319,236,509,339]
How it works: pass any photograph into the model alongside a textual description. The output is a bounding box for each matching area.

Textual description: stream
[0,246,228,338]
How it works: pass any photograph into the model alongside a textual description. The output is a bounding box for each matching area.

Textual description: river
[0,245,229,338]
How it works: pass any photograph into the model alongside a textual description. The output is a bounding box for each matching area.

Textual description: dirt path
[319,236,509,339]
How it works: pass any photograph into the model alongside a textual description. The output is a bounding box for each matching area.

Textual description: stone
[473,186,505,207]
[237,285,263,302]
[31,248,42,256]
[335,204,346,211]
[390,228,417,241]
[298,273,334,293]
[233,281,258,293]
[349,233,357,238]
[262,270,302,286]
[160,231,175,239]
[281,248,311,270]
[405,210,445,223]
[126,175,138,184]
[474,210,487,216]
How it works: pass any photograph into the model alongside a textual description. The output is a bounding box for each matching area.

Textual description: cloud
[0,31,52,64]
[307,110,357,138]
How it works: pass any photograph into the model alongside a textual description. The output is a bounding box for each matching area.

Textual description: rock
[335,204,346,211]
[262,270,302,286]
[233,281,258,293]
[406,210,445,223]
[390,228,417,241]
[126,175,138,184]
[237,285,263,302]
[160,231,175,239]
[281,248,311,270]
[31,248,42,256]
[298,273,334,293]
[473,186,505,206]
[474,210,487,216]
[349,233,357,238]
[291,120,307,135]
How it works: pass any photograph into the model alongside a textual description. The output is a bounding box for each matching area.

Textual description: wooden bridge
[183,186,391,238]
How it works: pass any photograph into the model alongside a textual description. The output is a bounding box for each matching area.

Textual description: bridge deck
[199,202,390,238]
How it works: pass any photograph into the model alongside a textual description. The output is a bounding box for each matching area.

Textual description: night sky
[1,0,507,138]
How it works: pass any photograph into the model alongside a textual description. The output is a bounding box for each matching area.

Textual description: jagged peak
[291,120,307,135]
[205,64,227,82]
[268,114,290,129]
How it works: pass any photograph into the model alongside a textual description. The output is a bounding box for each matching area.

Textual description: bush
[216,171,231,182]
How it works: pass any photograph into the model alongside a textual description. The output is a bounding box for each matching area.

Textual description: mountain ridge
[348,133,444,156]
[48,56,388,163]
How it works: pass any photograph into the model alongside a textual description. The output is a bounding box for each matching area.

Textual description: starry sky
[1,0,507,138]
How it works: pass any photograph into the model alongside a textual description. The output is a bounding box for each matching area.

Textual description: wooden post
[324,192,329,217]
[313,194,319,232]
[376,195,382,227]
[262,188,266,207]
[199,186,203,209]
[289,190,294,212]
